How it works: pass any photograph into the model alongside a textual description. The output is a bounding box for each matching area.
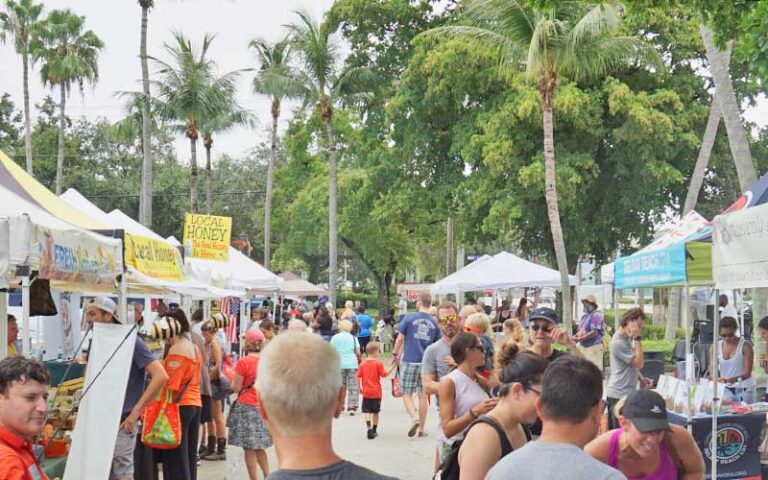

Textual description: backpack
[434,416,528,480]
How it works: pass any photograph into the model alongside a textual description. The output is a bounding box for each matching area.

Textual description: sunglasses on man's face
[439,315,458,324]
[530,323,553,333]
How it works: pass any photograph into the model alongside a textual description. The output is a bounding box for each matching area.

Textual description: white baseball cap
[85,296,117,316]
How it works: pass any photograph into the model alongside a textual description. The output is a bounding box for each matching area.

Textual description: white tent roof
[278,271,329,296]
[166,236,281,292]
[59,189,236,298]
[432,251,579,294]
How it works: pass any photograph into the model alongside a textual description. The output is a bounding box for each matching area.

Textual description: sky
[0,0,335,162]
[0,0,766,165]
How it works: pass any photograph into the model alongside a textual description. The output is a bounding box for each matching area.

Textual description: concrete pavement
[198,374,436,480]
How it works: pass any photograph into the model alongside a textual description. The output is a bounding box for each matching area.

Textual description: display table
[668,411,764,480]
[40,454,67,479]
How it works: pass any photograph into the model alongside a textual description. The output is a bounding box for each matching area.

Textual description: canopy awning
[277,271,328,296]
[432,251,578,295]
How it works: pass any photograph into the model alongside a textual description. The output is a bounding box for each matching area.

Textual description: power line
[83,190,265,199]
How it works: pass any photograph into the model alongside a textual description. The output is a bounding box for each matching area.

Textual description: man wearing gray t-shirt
[421,301,460,472]
[605,307,646,430]
[485,356,626,480]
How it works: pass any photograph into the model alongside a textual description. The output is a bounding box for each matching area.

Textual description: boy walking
[356,342,395,439]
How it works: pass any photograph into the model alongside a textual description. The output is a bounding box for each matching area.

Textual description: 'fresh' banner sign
[183,213,232,262]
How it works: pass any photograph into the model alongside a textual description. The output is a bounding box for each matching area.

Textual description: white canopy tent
[277,271,329,297]
[59,189,236,299]
[432,251,578,295]
[166,236,281,293]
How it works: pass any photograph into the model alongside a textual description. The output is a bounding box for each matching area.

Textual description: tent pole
[0,291,7,358]
[711,288,720,479]
[118,273,128,325]
[614,286,619,331]
[20,267,30,357]
[683,282,692,433]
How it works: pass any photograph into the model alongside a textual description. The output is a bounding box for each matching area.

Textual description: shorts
[362,397,382,414]
[400,362,423,395]
[110,428,136,479]
[200,394,213,424]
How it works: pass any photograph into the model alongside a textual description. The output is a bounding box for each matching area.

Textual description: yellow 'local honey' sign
[183,213,232,262]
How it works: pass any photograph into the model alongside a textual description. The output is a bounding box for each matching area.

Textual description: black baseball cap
[528,307,560,324]
[622,390,671,432]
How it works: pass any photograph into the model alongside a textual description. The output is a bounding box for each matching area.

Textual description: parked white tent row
[432,251,578,295]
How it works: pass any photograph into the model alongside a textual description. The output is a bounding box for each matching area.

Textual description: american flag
[219,297,240,343]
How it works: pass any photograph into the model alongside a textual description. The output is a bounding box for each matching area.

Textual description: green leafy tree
[0,93,22,152]
[285,10,375,305]
[422,0,658,328]
[250,36,300,269]
[30,8,103,195]
[151,32,240,212]
[0,0,43,176]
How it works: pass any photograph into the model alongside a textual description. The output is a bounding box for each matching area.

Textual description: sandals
[408,420,419,437]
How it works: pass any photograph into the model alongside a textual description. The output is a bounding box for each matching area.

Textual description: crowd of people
[5,290,768,480]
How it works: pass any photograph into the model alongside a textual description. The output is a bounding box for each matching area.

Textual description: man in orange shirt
[0,355,50,480]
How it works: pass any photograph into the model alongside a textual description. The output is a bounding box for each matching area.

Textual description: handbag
[211,374,233,400]
[391,366,403,398]
[141,381,190,450]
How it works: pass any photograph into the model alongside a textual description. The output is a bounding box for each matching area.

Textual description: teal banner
[615,243,687,289]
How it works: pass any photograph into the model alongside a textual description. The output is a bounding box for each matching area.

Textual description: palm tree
[151,32,240,213]
[422,1,657,328]
[286,11,375,305]
[31,9,103,195]
[138,0,154,227]
[0,0,44,175]
[201,107,251,215]
[249,36,300,269]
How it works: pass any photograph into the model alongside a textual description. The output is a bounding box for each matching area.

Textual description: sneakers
[366,428,378,439]
[407,420,419,438]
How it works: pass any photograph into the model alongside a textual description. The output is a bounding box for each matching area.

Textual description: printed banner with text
[713,202,768,289]
[183,213,232,262]
[38,228,123,287]
[124,233,185,280]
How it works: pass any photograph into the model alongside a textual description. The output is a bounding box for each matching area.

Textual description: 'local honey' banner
[183,213,232,262]
[124,233,184,280]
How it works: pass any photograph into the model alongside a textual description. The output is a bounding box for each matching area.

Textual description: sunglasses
[470,344,486,353]
[720,332,735,338]
[439,315,459,324]
[530,324,553,333]
[524,386,541,396]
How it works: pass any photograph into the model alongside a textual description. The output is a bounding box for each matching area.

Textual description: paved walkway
[199,374,436,480]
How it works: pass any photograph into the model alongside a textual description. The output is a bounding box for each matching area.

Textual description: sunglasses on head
[530,323,553,333]
[439,315,458,324]
[463,325,483,334]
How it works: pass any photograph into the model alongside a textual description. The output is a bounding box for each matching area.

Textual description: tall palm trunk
[22,51,33,175]
[189,133,198,213]
[324,117,338,307]
[204,135,213,215]
[139,3,153,227]
[55,84,66,195]
[542,89,572,330]
[700,25,757,191]
[264,103,279,269]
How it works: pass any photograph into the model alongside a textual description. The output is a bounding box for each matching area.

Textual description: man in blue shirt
[356,307,375,356]
[392,292,440,438]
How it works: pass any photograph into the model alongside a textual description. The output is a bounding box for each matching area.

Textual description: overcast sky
[0,0,334,162]
[1,0,766,165]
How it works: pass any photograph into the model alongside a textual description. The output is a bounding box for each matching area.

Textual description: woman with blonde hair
[228,328,272,480]
[330,319,361,414]
[464,313,496,377]
[502,318,525,343]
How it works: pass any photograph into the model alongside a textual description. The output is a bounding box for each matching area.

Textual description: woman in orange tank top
[158,310,202,480]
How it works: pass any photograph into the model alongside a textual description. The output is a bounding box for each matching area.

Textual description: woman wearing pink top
[585,390,704,480]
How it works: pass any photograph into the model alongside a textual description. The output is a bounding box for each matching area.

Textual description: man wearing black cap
[527,307,582,362]
[585,390,704,478]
